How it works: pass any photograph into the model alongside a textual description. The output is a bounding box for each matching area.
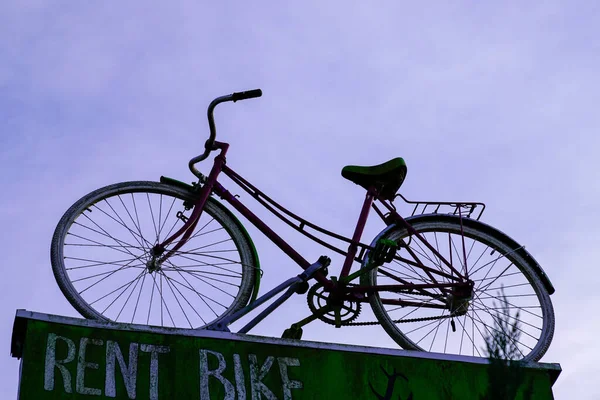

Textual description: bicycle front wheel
[51,181,257,329]
[362,215,554,362]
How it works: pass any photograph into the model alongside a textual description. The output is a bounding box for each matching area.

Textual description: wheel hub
[447,294,470,316]
[446,281,474,316]
[146,257,162,273]
[147,245,165,273]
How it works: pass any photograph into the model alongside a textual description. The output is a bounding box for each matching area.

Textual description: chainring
[307,282,361,326]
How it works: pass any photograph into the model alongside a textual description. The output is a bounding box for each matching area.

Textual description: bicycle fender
[160,176,197,192]
[372,214,555,295]
[159,176,262,303]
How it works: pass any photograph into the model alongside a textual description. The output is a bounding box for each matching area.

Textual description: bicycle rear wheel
[51,181,257,329]
[362,215,554,362]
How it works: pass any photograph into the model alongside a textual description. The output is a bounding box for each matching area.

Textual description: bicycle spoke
[416,318,447,349]
[381,294,447,320]
[469,246,523,281]
[129,193,150,255]
[476,263,514,294]
[100,272,144,316]
[157,195,177,239]
[131,273,147,323]
[73,219,140,259]
[164,218,222,249]
[66,232,144,255]
[404,317,444,337]
[429,309,446,352]
[164,265,241,288]
[473,271,522,285]
[164,259,237,299]
[449,234,467,275]
[443,314,451,353]
[386,263,431,284]
[167,250,244,272]
[409,236,445,274]
[71,265,144,283]
[157,194,164,241]
[159,270,206,326]
[395,241,439,283]
[146,275,156,325]
[453,313,482,357]
[471,300,541,335]
[464,242,487,278]
[150,273,175,327]
[146,192,159,244]
[88,270,144,307]
[471,306,532,351]
[474,291,543,320]
[484,282,534,291]
[97,199,152,251]
[178,226,226,242]
[469,307,530,357]
[159,274,164,326]
[161,267,241,279]
[78,256,144,294]
[159,207,184,241]
[160,272,225,316]
[159,271,193,328]
[116,271,145,320]
[65,256,142,270]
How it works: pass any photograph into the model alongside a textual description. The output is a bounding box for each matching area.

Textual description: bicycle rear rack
[392,193,486,220]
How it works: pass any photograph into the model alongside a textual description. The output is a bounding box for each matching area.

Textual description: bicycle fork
[148,144,230,270]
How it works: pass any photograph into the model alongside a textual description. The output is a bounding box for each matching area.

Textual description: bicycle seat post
[339,186,378,279]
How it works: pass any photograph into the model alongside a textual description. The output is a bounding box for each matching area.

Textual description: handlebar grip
[231,89,262,102]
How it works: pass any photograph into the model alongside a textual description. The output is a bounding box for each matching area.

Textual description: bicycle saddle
[341,157,407,200]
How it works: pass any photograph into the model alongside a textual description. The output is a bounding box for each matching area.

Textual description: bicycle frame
[49,89,553,361]
[151,140,472,308]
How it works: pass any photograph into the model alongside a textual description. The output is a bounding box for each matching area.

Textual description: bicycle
[51,89,555,362]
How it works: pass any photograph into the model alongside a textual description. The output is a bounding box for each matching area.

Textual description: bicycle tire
[362,214,554,362]
[51,181,257,329]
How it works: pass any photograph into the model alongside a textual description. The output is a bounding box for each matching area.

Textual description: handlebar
[189,89,262,178]
[231,89,263,102]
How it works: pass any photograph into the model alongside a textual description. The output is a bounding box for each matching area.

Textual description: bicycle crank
[306,282,362,327]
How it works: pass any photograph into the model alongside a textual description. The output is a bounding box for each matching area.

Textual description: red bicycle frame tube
[211,174,376,289]
[156,142,469,292]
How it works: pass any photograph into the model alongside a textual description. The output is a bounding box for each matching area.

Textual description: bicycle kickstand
[281,303,335,340]
[204,256,331,334]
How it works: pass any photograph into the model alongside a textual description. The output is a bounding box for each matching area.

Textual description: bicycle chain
[345,312,456,326]
[312,287,455,327]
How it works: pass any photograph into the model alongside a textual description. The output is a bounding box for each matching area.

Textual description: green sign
[11,311,560,399]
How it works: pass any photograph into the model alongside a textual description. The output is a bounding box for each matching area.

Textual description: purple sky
[2,2,599,398]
